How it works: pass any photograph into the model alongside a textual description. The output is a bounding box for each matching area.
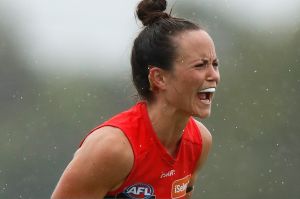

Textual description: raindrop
[2,183,8,191]
[281,180,284,184]
[258,188,263,192]
[268,169,272,173]
[254,70,257,73]
[20,96,23,100]
[265,88,269,92]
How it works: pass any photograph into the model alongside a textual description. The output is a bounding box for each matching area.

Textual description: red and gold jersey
[80,101,202,199]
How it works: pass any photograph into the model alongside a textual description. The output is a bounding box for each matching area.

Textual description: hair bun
[137,0,170,26]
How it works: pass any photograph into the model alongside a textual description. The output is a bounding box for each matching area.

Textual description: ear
[148,66,167,91]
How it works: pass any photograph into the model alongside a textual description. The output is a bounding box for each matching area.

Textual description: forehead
[172,30,216,61]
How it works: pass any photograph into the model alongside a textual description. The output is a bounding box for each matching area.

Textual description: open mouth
[197,87,216,104]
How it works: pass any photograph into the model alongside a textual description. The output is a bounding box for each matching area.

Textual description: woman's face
[164,30,220,118]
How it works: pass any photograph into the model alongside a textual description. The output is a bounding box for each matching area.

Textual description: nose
[206,65,220,84]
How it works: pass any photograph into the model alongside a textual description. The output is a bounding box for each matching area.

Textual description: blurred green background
[0,0,299,198]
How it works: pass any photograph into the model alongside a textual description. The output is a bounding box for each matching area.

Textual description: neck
[146,99,190,153]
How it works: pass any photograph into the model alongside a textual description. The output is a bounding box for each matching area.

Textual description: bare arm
[186,119,213,198]
[51,127,134,199]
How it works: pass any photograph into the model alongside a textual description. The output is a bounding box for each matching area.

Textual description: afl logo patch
[124,183,155,199]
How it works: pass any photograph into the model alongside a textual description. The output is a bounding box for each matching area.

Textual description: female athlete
[51,0,220,198]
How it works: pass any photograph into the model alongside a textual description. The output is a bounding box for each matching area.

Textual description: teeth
[199,87,216,93]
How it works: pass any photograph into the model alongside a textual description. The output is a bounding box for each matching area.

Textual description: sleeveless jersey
[79,101,202,199]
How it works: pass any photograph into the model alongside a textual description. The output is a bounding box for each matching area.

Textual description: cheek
[186,73,204,87]
[175,77,194,92]
[167,71,201,95]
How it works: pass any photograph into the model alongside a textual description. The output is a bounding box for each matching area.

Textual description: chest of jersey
[82,102,202,199]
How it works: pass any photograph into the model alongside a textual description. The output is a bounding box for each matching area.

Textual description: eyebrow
[201,58,219,63]
[187,57,219,66]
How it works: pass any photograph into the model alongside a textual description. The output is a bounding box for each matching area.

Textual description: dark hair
[131,0,201,101]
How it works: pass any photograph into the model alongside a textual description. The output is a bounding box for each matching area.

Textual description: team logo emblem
[124,183,155,199]
[171,174,191,199]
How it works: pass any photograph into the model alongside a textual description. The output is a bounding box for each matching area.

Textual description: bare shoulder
[192,118,213,169]
[193,118,212,147]
[185,119,214,194]
[80,126,134,160]
[79,126,134,171]
[51,126,133,199]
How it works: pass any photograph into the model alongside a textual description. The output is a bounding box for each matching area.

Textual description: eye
[213,61,219,67]
[195,63,205,68]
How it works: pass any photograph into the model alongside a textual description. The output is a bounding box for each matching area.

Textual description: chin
[194,110,211,119]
